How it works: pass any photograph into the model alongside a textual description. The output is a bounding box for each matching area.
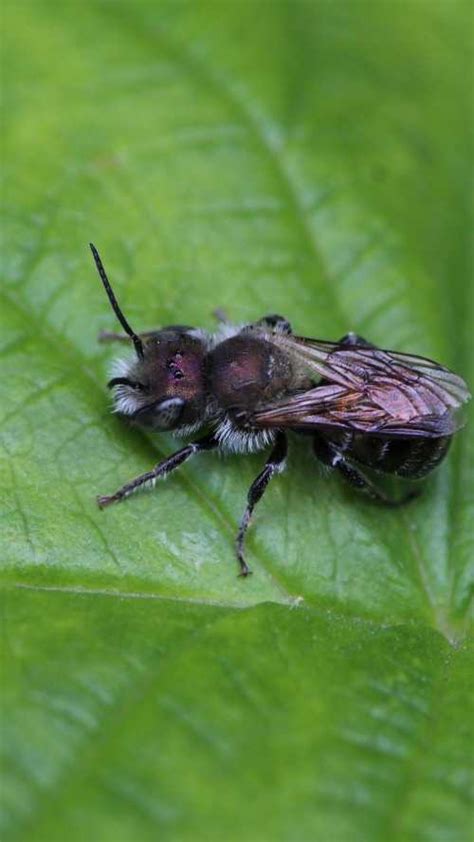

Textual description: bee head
[90,244,209,432]
[109,329,209,430]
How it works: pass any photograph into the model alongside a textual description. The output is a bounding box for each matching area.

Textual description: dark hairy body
[90,244,470,576]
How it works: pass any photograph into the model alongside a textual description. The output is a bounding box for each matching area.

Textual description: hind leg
[313,436,419,506]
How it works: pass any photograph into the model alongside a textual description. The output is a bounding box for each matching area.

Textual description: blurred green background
[1,1,472,840]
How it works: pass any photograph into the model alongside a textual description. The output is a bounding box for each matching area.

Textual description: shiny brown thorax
[206,332,297,420]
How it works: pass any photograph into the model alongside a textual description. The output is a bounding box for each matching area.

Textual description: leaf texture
[1,1,472,840]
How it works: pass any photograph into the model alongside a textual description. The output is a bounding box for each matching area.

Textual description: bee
[90,243,470,577]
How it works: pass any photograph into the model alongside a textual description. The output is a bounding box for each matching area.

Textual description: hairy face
[109,328,210,431]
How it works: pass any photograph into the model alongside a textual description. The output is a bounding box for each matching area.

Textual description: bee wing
[278,335,470,404]
[253,386,463,437]
[252,383,369,434]
[255,335,471,437]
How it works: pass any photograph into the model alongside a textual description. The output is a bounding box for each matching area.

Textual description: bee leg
[236,432,288,577]
[212,307,230,324]
[313,437,417,506]
[254,314,293,334]
[98,330,131,343]
[97,432,218,508]
[337,332,376,348]
[98,329,160,344]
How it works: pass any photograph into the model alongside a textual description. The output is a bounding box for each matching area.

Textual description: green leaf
[1,1,472,840]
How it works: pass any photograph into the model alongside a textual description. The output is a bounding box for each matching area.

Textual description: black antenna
[89,243,144,360]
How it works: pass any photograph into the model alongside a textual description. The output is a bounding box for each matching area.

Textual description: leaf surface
[1,1,472,840]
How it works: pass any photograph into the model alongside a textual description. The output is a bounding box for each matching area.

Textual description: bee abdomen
[347,434,452,478]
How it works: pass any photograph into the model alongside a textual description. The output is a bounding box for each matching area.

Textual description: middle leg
[236,432,288,577]
[337,332,376,348]
[253,314,293,334]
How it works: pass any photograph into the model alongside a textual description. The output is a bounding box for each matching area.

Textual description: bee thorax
[207,333,293,416]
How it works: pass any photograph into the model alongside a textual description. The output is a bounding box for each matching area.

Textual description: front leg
[97,432,218,508]
[236,432,288,577]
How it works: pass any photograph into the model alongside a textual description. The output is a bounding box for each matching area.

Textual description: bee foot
[97,494,118,509]
[238,563,253,578]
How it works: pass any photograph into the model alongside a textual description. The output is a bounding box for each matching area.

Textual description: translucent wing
[253,336,471,437]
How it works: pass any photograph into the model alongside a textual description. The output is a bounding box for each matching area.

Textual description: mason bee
[90,243,470,576]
